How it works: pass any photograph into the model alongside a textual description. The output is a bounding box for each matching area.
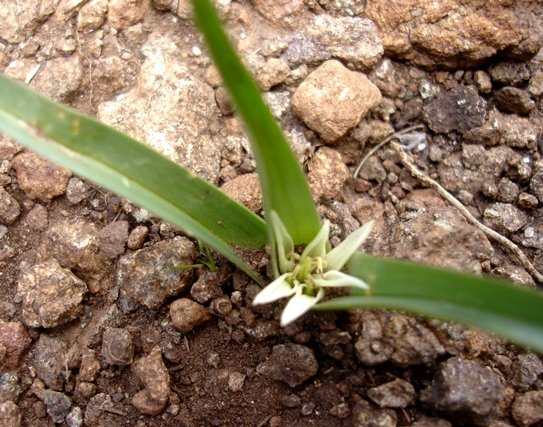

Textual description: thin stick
[390,141,543,284]
[353,124,425,179]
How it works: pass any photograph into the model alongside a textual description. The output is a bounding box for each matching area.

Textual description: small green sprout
[253,211,374,325]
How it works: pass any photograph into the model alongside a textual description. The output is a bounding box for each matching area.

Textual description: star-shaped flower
[253,211,374,326]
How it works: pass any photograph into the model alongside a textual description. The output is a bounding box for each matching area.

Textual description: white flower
[252,211,374,326]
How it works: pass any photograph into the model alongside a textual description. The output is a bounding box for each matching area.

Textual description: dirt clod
[132,346,170,415]
[101,327,134,366]
[170,298,211,334]
[17,259,87,328]
[12,152,71,202]
[116,237,195,309]
[257,343,318,387]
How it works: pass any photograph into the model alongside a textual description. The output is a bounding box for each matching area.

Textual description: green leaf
[316,254,543,353]
[0,74,267,284]
[193,0,321,246]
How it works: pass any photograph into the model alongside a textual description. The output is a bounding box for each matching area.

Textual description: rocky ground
[0,0,543,426]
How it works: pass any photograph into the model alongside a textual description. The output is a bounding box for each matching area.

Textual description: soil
[1,1,543,426]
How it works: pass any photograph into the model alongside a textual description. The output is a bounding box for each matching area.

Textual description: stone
[517,192,538,210]
[126,225,148,250]
[107,0,148,30]
[354,311,445,367]
[101,327,134,366]
[421,357,504,417]
[253,0,306,29]
[317,0,365,16]
[215,87,234,115]
[474,70,492,94]
[284,15,383,69]
[0,322,31,369]
[31,56,83,102]
[358,156,387,182]
[493,87,536,115]
[190,269,230,304]
[0,373,22,403]
[175,0,230,19]
[256,58,290,90]
[79,350,101,382]
[509,353,543,391]
[43,219,109,293]
[0,0,56,43]
[352,398,397,427]
[511,391,543,426]
[365,0,543,68]
[25,204,47,230]
[483,203,528,234]
[221,173,262,212]
[66,178,90,204]
[98,221,129,258]
[0,401,21,427]
[307,147,350,201]
[410,416,452,427]
[0,187,20,225]
[257,344,318,387]
[12,152,71,202]
[367,378,416,408]
[422,86,487,134]
[0,136,21,161]
[132,346,170,415]
[65,406,83,427]
[528,70,543,97]
[17,259,87,328]
[42,390,72,424]
[116,237,195,309]
[77,0,108,32]
[463,109,540,149]
[98,34,222,183]
[170,299,211,334]
[34,335,68,390]
[489,62,531,86]
[84,393,113,426]
[292,60,381,142]
[227,371,246,392]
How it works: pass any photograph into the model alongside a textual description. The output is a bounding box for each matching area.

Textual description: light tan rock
[13,152,71,202]
[17,259,87,328]
[221,173,262,212]
[292,60,381,142]
[108,0,148,30]
[307,147,350,201]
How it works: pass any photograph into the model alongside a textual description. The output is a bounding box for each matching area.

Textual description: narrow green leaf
[0,74,267,283]
[316,254,543,353]
[193,0,321,246]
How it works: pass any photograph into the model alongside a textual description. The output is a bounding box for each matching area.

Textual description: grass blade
[193,0,321,246]
[0,74,267,283]
[316,254,543,352]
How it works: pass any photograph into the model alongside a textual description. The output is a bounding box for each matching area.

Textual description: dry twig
[353,124,425,179]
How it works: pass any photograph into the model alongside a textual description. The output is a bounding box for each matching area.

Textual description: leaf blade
[316,254,543,352]
[0,74,267,283]
[192,0,322,246]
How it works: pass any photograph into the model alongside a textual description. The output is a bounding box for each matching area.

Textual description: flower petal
[325,221,374,271]
[269,211,295,274]
[280,288,324,326]
[300,220,329,260]
[252,273,295,305]
[313,270,369,290]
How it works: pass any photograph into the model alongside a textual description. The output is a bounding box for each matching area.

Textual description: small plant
[0,0,542,352]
